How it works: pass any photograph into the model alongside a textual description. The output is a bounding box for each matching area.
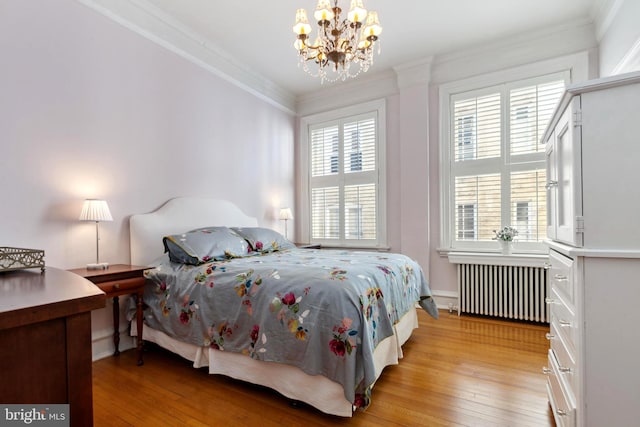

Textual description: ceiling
[110,0,605,99]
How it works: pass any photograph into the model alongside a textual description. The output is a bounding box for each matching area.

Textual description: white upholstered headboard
[130,197,259,266]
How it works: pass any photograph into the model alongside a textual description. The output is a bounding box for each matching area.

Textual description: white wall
[0,0,295,359]
[597,0,640,75]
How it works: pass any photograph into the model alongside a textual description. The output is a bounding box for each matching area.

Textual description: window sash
[454,174,501,241]
[310,125,339,177]
[311,187,340,240]
[510,169,547,242]
[345,184,376,240]
[454,93,501,161]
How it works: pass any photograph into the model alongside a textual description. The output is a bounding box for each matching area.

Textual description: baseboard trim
[431,290,459,312]
[92,329,135,361]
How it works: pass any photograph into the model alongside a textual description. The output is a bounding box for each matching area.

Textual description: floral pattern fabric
[141,248,438,411]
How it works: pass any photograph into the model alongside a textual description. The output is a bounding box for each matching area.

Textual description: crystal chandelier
[293,0,383,83]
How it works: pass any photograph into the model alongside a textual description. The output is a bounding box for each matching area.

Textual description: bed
[129,197,438,417]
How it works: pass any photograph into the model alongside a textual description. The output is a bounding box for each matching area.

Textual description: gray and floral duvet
[142,248,438,410]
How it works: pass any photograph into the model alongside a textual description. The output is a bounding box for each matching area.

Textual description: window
[441,72,567,252]
[301,100,386,248]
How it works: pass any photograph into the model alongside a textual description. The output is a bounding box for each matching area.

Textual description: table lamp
[279,207,293,240]
[79,199,113,269]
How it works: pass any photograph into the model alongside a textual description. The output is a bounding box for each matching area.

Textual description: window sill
[443,250,548,267]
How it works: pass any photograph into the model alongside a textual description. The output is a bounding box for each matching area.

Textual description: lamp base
[86,262,109,270]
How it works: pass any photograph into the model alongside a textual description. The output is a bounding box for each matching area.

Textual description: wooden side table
[69,264,148,366]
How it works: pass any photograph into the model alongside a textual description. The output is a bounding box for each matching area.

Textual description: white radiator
[457,263,549,323]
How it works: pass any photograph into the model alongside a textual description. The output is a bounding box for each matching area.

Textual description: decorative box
[0,247,45,272]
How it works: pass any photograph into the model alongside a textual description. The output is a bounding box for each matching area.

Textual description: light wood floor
[92,310,554,426]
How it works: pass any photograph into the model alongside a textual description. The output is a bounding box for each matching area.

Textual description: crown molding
[611,37,640,74]
[591,0,625,41]
[76,0,296,114]
[393,57,433,89]
[431,19,596,85]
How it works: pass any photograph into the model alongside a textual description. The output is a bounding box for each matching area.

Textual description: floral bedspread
[141,248,438,410]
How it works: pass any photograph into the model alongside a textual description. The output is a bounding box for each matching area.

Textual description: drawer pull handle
[559,320,571,327]
[542,367,551,375]
[545,333,555,340]
[114,283,120,289]
[543,262,552,270]
[557,409,567,416]
[559,366,572,373]
[545,297,555,305]
[554,274,568,281]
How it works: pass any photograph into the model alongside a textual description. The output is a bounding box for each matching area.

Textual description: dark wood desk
[0,267,105,427]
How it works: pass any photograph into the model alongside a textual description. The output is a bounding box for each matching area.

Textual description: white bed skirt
[132,306,419,417]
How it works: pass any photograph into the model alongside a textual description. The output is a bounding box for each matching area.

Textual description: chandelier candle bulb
[293,9,312,36]
[314,0,334,22]
[364,11,382,37]
[347,0,367,23]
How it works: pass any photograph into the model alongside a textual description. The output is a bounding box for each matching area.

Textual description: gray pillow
[163,227,250,264]
[232,227,295,253]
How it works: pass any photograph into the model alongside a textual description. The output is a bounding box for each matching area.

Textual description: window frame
[439,62,577,255]
[299,99,387,248]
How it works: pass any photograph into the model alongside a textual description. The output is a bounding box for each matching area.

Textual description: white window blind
[454,174,501,241]
[343,119,376,173]
[308,112,381,245]
[510,81,565,155]
[454,93,501,161]
[511,170,547,241]
[311,125,339,176]
[448,75,565,251]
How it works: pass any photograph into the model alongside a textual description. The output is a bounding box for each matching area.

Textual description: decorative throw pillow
[163,226,249,264]
[232,227,295,253]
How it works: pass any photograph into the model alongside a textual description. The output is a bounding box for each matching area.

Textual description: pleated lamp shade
[279,208,293,220]
[79,199,112,267]
[79,199,113,222]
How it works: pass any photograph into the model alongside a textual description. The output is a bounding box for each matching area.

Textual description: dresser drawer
[549,249,575,308]
[546,350,576,427]
[549,322,577,395]
[549,287,579,353]
[95,277,145,295]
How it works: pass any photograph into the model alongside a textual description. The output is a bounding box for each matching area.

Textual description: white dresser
[543,71,640,427]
